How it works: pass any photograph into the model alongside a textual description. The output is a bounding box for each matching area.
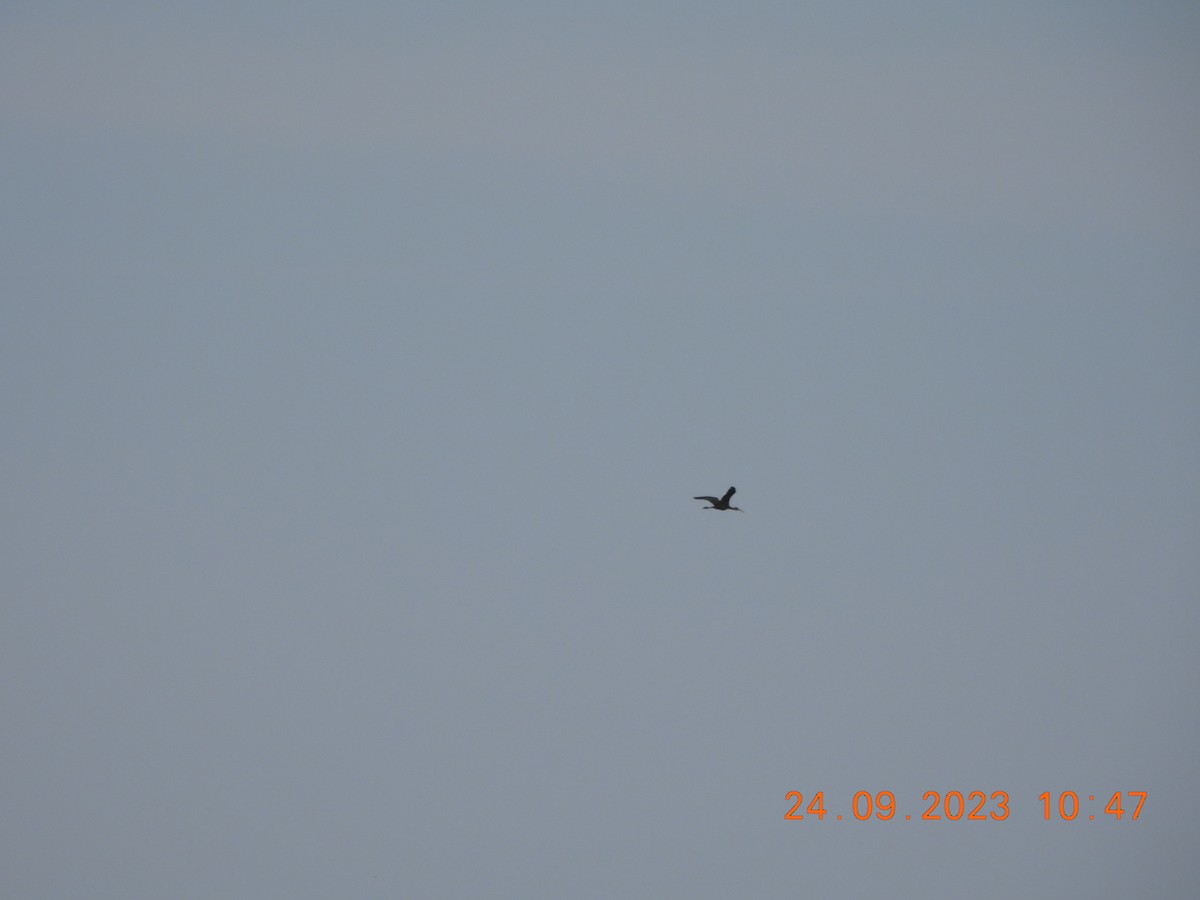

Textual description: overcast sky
[4,3,1199,897]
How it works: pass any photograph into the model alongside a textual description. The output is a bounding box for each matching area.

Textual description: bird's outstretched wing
[721,486,737,504]
[693,496,720,503]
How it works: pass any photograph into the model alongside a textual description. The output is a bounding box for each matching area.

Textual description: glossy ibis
[694,486,742,511]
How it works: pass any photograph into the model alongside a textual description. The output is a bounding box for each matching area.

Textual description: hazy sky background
[4,3,1199,897]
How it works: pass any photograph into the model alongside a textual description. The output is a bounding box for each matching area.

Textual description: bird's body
[694,486,741,511]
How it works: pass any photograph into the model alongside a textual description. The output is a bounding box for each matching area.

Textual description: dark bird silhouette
[694,486,742,511]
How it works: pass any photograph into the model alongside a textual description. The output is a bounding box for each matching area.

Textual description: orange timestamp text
[784,790,1146,822]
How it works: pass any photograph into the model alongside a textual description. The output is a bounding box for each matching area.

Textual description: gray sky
[4,3,1199,897]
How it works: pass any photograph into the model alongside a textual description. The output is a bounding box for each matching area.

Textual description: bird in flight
[694,486,742,511]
